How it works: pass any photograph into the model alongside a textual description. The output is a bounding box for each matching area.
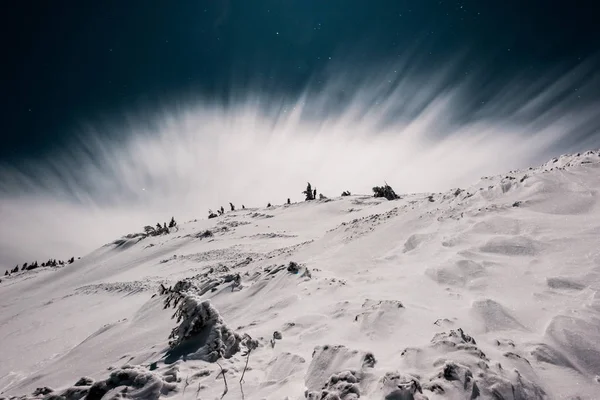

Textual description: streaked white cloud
[1,57,598,267]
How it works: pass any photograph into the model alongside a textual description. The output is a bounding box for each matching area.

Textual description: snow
[2,150,600,399]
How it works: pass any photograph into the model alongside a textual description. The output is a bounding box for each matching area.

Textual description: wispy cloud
[1,57,598,267]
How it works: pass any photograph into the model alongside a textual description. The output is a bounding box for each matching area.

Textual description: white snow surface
[1,150,600,399]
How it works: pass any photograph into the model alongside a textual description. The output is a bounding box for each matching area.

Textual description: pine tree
[287,198,291,205]
[169,217,177,228]
[303,182,314,201]
[229,202,235,211]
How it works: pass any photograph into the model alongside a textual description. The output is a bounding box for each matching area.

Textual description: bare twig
[195,382,202,399]
[240,351,251,384]
[239,334,258,399]
[182,375,189,398]
[216,361,228,399]
[239,350,252,400]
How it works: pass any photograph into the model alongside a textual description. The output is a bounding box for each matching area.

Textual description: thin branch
[240,351,251,384]
[182,375,189,398]
[216,361,228,399]
[195,382,202,400]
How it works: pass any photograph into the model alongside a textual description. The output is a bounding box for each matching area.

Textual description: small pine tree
[220,206,225,214]
[242,205,245,209]
[303,183,314,201]
[313,188,317,199]
[341,191,351,196]
[4,270,8,276]
[229,202,235,211]
[22,262,28,271]
[267,203,272,207]
[169,217,177,228]
[287,198,291,205]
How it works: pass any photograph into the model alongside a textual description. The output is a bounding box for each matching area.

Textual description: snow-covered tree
[303,182,314,201]
[373,183,400,200]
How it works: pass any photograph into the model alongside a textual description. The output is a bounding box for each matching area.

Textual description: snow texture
[2,150,600,399]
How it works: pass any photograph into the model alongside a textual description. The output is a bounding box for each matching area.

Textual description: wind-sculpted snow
[1,150,600,399]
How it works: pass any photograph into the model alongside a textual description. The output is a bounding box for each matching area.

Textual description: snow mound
[546,276,587,290]
[545,315,600,375]
[471,299,527,332]
[264,352,306,383]
[354,299,405,338]
[304,345,375,394]
[0,366,177,400]
[400,329,546,400]
[480,235,542,256]
[425,259,485,287]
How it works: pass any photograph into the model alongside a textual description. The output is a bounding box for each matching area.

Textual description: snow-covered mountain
[1,150,600,400]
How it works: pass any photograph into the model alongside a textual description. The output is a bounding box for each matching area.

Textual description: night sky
[4,0,599,162]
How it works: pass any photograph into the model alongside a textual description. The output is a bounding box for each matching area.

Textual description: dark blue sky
[3,0,599,162]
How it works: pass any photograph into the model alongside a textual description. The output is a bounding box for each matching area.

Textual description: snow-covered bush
[165,293,242,361]
[86,365,176,400]
[372,183,399,200]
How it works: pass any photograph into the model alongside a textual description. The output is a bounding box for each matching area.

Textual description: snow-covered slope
[2,150,600,400]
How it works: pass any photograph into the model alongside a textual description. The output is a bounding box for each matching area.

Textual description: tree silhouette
[303,182,314,201]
